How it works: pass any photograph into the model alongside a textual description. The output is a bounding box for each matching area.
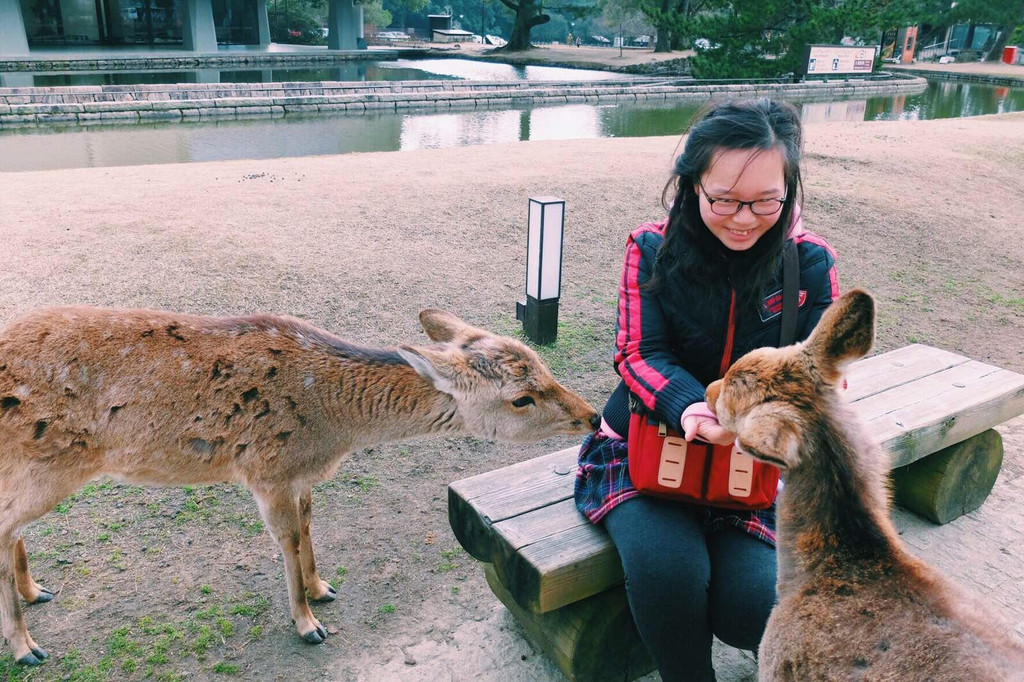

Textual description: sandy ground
[0,112,1022,681]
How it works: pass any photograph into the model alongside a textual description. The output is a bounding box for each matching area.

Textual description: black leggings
[603,495,777,682]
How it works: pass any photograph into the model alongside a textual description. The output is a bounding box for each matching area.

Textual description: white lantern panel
[526,200,542,299]
[540,202,564,300]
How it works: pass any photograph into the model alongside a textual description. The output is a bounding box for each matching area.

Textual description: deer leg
[14,537,53,605]
[298,488,336,603]
[0,456,97,664]
[252,488,328,644]
[1,532,49,665]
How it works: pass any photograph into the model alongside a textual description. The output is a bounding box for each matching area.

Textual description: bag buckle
[727,446,754,497]
[657,436,687,488]
[657,421,667,437]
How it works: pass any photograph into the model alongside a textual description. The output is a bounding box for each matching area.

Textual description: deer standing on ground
[0,306,599,665]
[706,289,1024,681]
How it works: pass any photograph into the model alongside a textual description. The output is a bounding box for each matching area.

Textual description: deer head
[705,289,876,470]
[397,309,600,442]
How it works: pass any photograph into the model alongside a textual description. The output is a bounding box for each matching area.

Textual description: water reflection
[2,80,1021,172]
[399,110,522,150]
[0,58,624,88]
[863,79,1024,120]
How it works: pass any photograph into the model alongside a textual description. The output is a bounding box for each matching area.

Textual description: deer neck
[774,400,900,596]
[315,353,464,449]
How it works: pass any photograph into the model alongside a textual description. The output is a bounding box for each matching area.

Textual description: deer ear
[803,288,875,386]
[418,309,469,343]
[398,345,455,395]
[735,403,802,470]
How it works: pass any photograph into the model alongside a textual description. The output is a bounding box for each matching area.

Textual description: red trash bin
[1002,46,1019,65]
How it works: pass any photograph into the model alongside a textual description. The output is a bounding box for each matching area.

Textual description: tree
[683,0,917,78]
[488,0,595,50]
[601,0,652,55]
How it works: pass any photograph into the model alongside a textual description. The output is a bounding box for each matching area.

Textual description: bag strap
[780,240,800,347]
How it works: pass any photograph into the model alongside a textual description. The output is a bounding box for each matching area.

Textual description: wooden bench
[448,344,1024,681]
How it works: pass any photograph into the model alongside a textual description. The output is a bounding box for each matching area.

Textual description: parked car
[377,30,410,42]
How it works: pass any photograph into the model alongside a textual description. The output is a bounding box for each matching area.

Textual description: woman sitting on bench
[574,99,839,681]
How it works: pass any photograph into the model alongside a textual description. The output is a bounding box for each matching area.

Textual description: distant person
[574,99,839,681]
[567,32,573,46]
[575,36,582,47]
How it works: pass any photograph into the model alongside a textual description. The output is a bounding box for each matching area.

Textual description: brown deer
[706,289,1024,681]
[0,306,599,666]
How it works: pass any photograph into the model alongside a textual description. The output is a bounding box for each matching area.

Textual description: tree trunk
[653,0,672,52]
[499,0,549,51]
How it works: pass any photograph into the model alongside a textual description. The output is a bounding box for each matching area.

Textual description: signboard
[798,44,876,78]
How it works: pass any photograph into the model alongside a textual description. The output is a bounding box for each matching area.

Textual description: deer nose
[589,413,602,431]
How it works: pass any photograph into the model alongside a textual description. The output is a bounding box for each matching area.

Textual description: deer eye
[511,396,535,408]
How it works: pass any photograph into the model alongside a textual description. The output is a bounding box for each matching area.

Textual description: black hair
[647,99,804,312]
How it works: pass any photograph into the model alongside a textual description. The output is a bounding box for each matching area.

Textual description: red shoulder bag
[626,242,798,510]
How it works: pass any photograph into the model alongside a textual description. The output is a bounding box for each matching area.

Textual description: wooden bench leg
[482,563,654,682]
[891,429,1003,525]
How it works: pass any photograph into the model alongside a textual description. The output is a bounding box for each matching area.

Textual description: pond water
[0,59,628,88]
[1,79,1020,172]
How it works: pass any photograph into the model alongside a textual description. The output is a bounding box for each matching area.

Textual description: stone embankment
[890,67,1023,88]
[0,75,928,128]
[0,51,391,73]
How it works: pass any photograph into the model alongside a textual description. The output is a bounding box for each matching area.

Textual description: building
[0,0,365,55]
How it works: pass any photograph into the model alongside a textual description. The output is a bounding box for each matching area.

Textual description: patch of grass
[329,564,348,591]
[107,547,126,571]
[212,662,240,675]
[96,532,110,543]
[196,604,223,620]
[520,315,610,375]
[377,603,396,615]
[450,586,460,596]
[437,547,463,573]
[229,594,269,619]
[985,290,1024,310]
[201,584,212,595]
[248,625,264,638]
[342,474,380,492]
[217,618,234,638]
[0,653,28,680]
[193,625,214,657]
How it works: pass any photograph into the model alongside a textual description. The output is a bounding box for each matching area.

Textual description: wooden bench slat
[869,365,1024,467]
[490,498,623,612]
[844,343,969,402]
[491,497,592,551]
[448,446,577,561]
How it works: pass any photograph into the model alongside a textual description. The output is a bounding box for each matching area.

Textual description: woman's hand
[680,402,736,446]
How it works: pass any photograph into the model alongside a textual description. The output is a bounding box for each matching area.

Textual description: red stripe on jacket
[615,221,669,408]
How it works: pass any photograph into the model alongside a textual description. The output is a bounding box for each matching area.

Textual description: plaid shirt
[574,431,778,546]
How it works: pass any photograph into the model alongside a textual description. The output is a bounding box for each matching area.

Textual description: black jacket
[602,219,839,438]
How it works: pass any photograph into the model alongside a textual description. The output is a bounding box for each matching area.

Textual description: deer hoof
[311,585,337,602]
[31,647,49,661]
[16,651,44,666]
[302,624,327,645]
[31,588,54,605]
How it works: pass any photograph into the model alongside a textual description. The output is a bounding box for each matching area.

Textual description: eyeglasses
[698,182,786,216]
